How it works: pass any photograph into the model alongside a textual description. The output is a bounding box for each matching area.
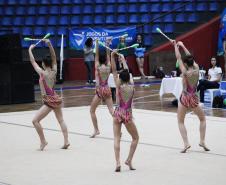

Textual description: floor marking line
[0,120,226,157]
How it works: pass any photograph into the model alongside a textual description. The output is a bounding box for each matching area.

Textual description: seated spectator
[197,57,222,103]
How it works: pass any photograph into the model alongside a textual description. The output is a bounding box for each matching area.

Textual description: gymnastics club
[156,27,172,41]
[24,33,51,42]
[117,43,139,51]
[98,41,121,56]
[33,33,51,46]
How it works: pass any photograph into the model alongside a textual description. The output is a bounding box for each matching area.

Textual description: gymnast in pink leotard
[111,50,139,172]
[29,39,70,151]
[172,40,209,153]
[89,39,114,138]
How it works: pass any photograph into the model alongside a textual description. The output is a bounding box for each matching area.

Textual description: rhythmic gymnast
[111,50,139,172]
[89,39,114,138]
[29,39,70,150]
[172,40,210,153]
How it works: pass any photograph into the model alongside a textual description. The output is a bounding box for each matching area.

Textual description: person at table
[197,57,222,103]
[134,34,147,79]
[172,40,210,153]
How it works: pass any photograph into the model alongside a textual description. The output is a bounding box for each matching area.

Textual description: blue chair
[196,3,207,11]
[16,7,25,15]
[106,14,115,24]
[0,0,4,5]
[8,0,17,5]
[82,15,93,25]
[140,4,148,13]
[27,6,36,15]
[18,0,27,4]
[28,0,38,4]
[61,6,71,14]
[36,16,46,25]
[46,27,56,35]
[71,0,82,4]
[163,14,173,23]
[94,15,104,25]
[84,0,92,3]
[175,13,185,23]
[185,3,194,12]
[2,17,12,26]
[117,14,127,24]
[95,5,103,14]
[128,4,137,13]
[25,17,35,26]
[38,6,48,15]
[162,3,172,12]
[5,7,14,15]
[59,16,69,25]
[58,27,67,35]
[128,0,138,2]
[143,35,152,47]
[209,2,218,11]
[140,14,150,23]
[13,17,24,26]
[71,16,80,25]
[34,27,44,36]
[0,7,3,15]
[13,27,21,34]
[83,5,92,14]
[129,14,139,24]
[106,4,115,13]
[164,24,174,33]
[187,13,198,23]
[173,3,184,12]
[118,4,127,13]
[117,0,127,3]
[106,0,115,3]
[22,27,33,36]
[143,25,151,34]
[50,0,60,4]
[150,4,161,13]
[161,0,170,2]
[72,6,81,14]
[48,16,58,25]
[40,0,49,4]
[152,14,162,23]
[62,0,71,4]
[95,0,104,4]
[50,6,60,15]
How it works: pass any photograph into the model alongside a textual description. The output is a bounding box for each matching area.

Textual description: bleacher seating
[0,0,223,48]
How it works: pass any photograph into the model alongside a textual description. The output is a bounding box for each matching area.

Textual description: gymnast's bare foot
[40,141,48,151]
[125,160,136,170]
[199,143,210,151]
[61,143,70,149]
[180,145,191,153]
[90,130,100,138]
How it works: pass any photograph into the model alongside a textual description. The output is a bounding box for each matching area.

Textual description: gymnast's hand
[43,39,50,44]
[177,41,184,47]
[29,44,36,50]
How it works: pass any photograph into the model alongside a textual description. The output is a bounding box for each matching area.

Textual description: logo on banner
[73,33,85,46]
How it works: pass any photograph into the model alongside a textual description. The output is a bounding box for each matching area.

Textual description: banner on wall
[218,8,226,56]
[69,26,137,50]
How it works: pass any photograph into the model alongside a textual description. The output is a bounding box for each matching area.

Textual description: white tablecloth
[159,77,183,100]
[108,73,116,88]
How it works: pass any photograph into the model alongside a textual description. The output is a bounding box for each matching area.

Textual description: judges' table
[159,77,183,100]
